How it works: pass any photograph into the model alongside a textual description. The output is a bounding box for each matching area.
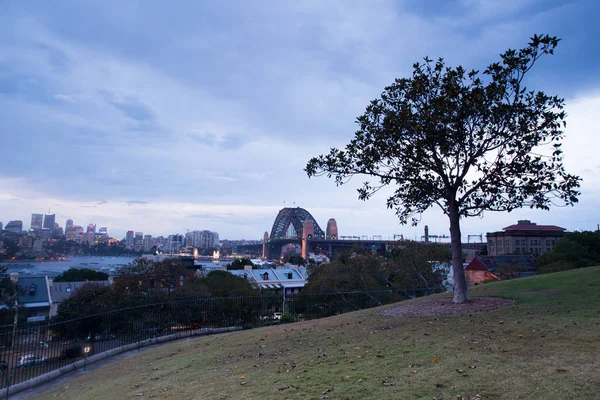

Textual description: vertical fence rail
[0,288,438,391]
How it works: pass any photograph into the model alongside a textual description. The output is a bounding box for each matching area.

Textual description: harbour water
[0,256,230,277]
[0,256,135,277]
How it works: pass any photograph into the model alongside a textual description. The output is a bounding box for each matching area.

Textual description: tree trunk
[448,200,470,303]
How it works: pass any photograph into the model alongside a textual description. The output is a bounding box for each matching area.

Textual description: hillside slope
[34,267,600,399]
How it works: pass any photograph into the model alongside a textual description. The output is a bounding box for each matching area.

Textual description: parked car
[273,312,282,321]
[86,333,117,342]
[61,345,83,359]
[16,355,47,367]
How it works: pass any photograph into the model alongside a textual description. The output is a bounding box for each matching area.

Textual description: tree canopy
[227,258,255,270]
[54,268,109,282]
[537,231,600,273]
[282,254,307,266]
[304,243,449,294]
[306,34,580,303]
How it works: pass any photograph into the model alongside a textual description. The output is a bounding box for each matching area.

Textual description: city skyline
[1,1,599,240]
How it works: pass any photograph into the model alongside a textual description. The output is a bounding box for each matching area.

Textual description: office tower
[133,232,143,250]
[143,234,153,251]
[66,219,74,229]
[87,223,96,233]
[43,214,55,230]
[326,218,338,240]
[5,220,23,233]
[30,214,43,230]
[98,227,108,236]
[167,234,184,253]
[125,230,134,249]
[185,230,219,250]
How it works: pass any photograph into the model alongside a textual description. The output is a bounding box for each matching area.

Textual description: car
[86,333,117,342]
[273,312,282,321]
[61,345,83,359]
[16,355,47,367]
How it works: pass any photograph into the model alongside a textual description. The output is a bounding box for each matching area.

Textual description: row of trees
[54,259,255,323]
[304,242,449,295]
[537,231,600,273]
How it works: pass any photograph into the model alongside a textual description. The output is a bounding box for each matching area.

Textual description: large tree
[305,35,580,303]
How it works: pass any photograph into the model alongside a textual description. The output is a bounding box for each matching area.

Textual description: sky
[0,0,599,241]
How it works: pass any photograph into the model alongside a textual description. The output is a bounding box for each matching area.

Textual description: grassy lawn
[33,267,600,400]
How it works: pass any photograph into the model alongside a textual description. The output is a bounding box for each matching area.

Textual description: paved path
[8,338,192,400]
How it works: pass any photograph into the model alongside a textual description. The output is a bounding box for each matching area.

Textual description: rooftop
[501,220,566,232]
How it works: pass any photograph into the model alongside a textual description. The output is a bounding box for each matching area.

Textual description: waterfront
[0,256,233,277]
[0,256,135,277]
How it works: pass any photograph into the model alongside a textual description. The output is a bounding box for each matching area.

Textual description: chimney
[424,225,429,243]
[244,265,253,272]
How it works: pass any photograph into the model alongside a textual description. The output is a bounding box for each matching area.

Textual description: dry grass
[33,267,600,400]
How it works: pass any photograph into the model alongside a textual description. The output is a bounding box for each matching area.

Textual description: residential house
[465,255,537,286]
[228,266,309,295]
[48,279,112,317]
[12,273,52,322]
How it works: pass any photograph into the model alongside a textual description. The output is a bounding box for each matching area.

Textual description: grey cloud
[190,132,248,150]
[96,200,108,205]
[37,43,69,73]
[188,213,234,219]
[100,91,155,122]
[127,200,150,205]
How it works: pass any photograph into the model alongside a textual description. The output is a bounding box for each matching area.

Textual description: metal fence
[0,288,436,393]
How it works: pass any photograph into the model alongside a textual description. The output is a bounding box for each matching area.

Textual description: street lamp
[83,345,91,371]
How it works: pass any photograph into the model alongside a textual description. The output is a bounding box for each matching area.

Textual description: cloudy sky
[1,0,599,240]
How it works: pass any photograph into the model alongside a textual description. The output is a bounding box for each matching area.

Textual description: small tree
[306,35,580,303]
[227,258,255,270]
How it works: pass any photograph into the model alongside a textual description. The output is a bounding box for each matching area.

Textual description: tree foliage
[54,268,109,282]
[537,231,600,272]
[227,258,255,270]
[306,34,580,302]
[200,270,255,297]
[115,257,193,296]
[304,243,449,294]
[282,254,307,266]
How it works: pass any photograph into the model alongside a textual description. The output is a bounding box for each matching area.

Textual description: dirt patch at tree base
[380,297,514,317]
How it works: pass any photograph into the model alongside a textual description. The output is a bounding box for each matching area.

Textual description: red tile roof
[502,224,565,231]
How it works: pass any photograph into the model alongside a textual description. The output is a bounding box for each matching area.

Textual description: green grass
[34,267,600,400]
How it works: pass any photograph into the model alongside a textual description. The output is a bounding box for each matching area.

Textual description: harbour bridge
[237,207,485,261]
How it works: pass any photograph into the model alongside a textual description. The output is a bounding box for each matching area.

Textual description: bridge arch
[269,207,325,240]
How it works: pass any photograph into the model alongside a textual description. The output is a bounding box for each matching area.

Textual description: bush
[538,261,577,274]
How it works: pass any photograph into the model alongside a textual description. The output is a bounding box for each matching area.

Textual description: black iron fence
[0,288,437,393]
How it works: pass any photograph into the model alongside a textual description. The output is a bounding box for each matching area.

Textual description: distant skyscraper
[125,230,134,249]
[5,220,23,233]
[185,230,219,250]
[326,218,338,240]
[99,226,108,236]
[30,214,43,230]
[134,232,143,250]
[66,219,74,229]
[43,214,55,230]
[87,223,96,233]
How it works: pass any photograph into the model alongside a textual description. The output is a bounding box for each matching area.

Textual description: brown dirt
[380,296,513,317]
